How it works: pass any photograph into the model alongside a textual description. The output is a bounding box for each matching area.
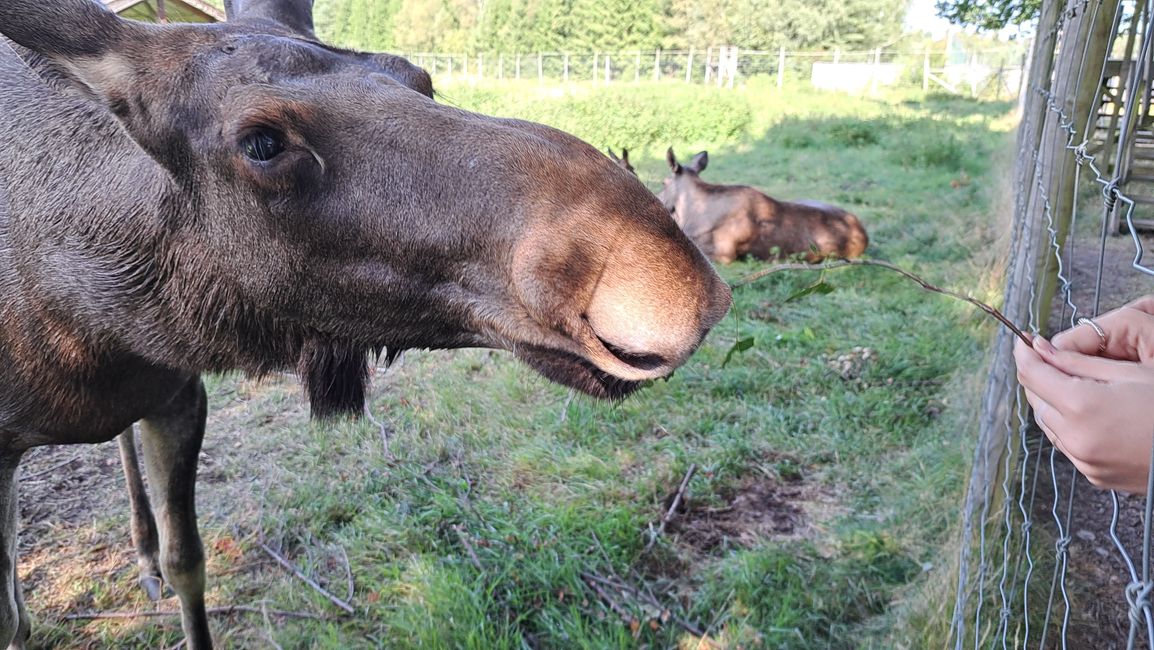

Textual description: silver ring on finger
[1076,317,1108,354]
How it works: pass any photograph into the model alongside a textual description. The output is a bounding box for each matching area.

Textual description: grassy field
[21,80,1015,649]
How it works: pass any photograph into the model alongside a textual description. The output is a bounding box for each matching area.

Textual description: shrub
[442,82,754,149]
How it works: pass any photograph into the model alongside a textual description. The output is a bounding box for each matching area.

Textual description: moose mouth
[513,345,650,400]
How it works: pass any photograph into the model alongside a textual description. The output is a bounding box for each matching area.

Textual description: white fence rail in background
[395,47,1026,98]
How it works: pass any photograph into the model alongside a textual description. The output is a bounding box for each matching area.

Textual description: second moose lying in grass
[660,148,869,263]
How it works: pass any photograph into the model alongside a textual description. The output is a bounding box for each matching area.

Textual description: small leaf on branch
[722,337,756,368]
[785,280,836,303]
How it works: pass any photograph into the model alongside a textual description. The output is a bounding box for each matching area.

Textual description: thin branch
[63,605,333,621]
[644,464,698,552]
[734,258,1033,345]
[22,454,82,481]
[338,544,354,603]
[363,405,396,461]
[581,573,636,627]
[257,541,356,615]
[582,571,705,637]
[453,524,484,571]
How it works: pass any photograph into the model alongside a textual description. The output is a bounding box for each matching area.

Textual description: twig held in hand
[644,463,698,552]
[734,258,1033,345]
[257,541,356,614]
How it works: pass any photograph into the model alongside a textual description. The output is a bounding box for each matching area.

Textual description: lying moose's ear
[621,148,630,163]
[688,151,709,173]
[607,148,621,162]
[0,0,147,100]
[666,147,682,173]
[225,0,316,38]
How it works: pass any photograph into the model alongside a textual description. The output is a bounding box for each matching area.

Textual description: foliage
[312,0,910,53]
[935,0,1041,30]
[439,83,753,147]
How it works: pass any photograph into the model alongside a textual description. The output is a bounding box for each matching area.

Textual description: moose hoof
[139,574,167,601]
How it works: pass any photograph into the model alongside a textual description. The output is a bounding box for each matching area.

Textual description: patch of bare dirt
[669,466,847,556]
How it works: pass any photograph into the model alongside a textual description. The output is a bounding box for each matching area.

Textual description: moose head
[606,147,636,176]
[1,0,731,408]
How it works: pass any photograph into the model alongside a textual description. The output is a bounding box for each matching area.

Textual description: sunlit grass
[23,81,1015,648]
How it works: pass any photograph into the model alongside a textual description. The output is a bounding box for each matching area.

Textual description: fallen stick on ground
[63,605,333,621]
[644,463,698,552]
[258,541,356,614]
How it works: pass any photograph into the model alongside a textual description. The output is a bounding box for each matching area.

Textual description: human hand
[1014,335,1154,494]
[1051,295,1154,363]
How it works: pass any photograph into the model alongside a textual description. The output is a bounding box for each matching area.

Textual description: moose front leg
[138,377,212,649]
[117,428,163,601]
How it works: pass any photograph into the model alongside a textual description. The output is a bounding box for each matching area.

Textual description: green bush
[441,82,754,149]
[773,116,888,149]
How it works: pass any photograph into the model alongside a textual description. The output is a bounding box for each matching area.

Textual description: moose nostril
[596,336,668,371]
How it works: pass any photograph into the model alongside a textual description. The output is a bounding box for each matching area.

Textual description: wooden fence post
[716,46,725,87]
[728,46,738,88]
[592,52,598,82]
[537,52,543,83]
[777,46,785,89]
[635,51,641,82]
[563,52,569,83]
[686,47,694,83]
[654,49,661,81]
[923,45,931,92]
[705,47,713,83]
[604,54,611,83]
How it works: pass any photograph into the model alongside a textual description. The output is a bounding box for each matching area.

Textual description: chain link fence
[396,46,1026,97]
[952,0,1154,646]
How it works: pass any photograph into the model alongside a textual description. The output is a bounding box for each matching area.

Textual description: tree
[935,0,1040,30]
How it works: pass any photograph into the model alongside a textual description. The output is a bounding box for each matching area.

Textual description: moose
[0,1,732,648]
[660,149,869,263]
[606,147,636,175]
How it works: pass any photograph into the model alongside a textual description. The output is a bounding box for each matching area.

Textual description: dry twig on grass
[582,571,705,637]
[257,541,355,614]
[453,524,484,571]
[643,463,698,553]
[63,605,333,621]
[735,258,1032,345]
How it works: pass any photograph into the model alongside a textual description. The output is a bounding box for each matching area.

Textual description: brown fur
[660,148,869,264]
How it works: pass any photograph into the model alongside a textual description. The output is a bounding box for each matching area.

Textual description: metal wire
[954,0,1154,647]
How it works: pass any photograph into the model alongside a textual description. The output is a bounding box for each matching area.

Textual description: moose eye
[241,129,285,162]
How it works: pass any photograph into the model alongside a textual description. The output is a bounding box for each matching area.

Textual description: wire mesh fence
[398,46,1026,97]
[952,0,1154,646]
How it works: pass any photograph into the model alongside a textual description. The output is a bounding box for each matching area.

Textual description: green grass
[25,80,1016,648]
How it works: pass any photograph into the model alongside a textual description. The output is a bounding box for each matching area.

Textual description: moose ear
[689,151,709,173]
[621,148,630,163]
[607,148,620,162]
[666,147,682,173]
[0,0,145,99]
[226,0,316,37]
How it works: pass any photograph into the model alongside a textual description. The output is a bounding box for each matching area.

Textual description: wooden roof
[104,0,225,23]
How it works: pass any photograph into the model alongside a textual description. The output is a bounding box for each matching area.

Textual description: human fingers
[1053,303,1154,362]
[1033,336,1151,383]
[1022,386,1075,458]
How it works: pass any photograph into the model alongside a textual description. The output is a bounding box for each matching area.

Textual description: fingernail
[1034,337,1056,355]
